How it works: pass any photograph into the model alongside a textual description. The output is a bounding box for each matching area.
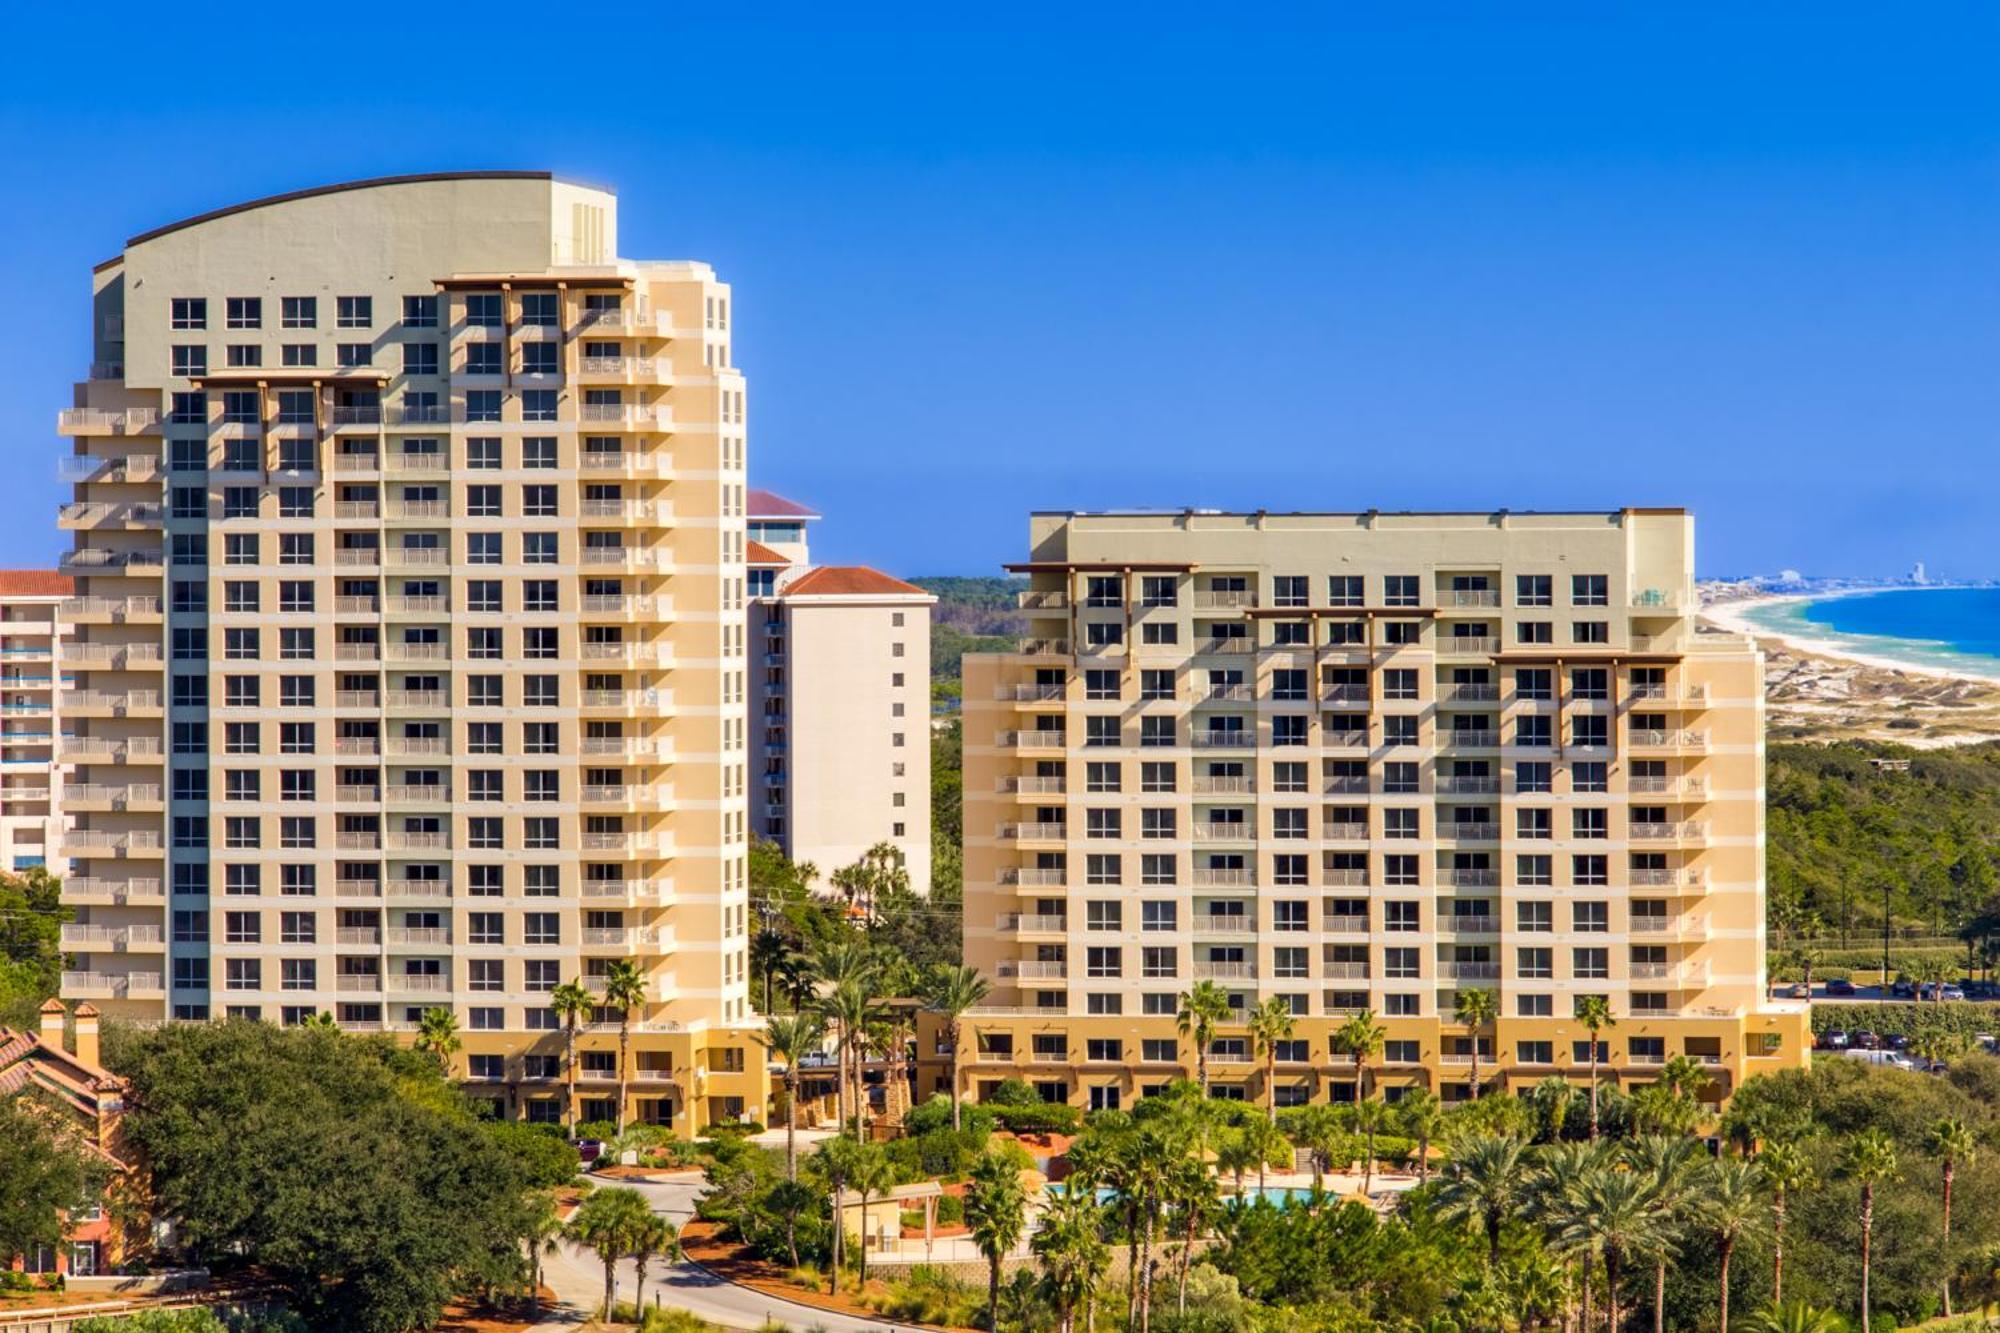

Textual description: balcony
[1440,821,1499,840]
[998,822,1067,842]
[578,403,673,431]
[1629,682,1708,705]
[1194,775,1256,794]
[64,877,164,905]
[999,776,1066,795]
[63,830,165,856]
[1204,684,1253,703]
[1193,960,1255,980]
[1441,729,1499,748]
[1443,589,1501,608]
[62,971,163,998]
[1630,916,1711,943]
[998,868,1066,888]
[337,975,383,993]
[1193,821,1253,842]
[62,783,163,810]
[58,501,163,528]
[1017,590,1068,610]
[1441,916,1500,935]
[1629,821,1708,843]
[1631,867,1706,889]
[1439,868,1499,887]
[997,683,1065,702]
[1323,961,1371,980]
[58,409,160,436]
[60,924,164,951]
[1630,960,1711,987]
[335,879,384,899]
[1193,730,1256,748]
[1017,638,1071,657]
[60,596,161,623]
[386,832,449,851]
[1193,916,1254,935]
[995,730,1067,751]
[1190,868,1255,888]
[1323,913,1369,933]
[1629,775,1708,796]
[388,974,450,993]
[1196,638,1255,656]
[1193,589,1258,609]
[999,914,1069,936]
[1322,685,1370,705]
[998,960,1068,980]
[1442,961,1501,980]
[1323,867,1370,886]
[1435,776,1500,795]
[60,548,165,573]
[1442,684,1500,703]
[388,927,451,947]
[386,879,451,899]
[1629,729,1709,753]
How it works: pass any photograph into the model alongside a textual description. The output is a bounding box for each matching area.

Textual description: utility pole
[1883,881,1893,993]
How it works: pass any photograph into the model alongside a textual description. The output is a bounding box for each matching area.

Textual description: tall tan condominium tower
[56,172,768,1130]
[0,572,73,878]
[744,489,935,894]
[924,508,1806,1114]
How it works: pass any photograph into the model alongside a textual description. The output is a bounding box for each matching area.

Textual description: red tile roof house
[1,1000,143,1279]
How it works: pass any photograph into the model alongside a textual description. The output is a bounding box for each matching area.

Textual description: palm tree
[1844,1127,1898,1333]
[758,1012,825,1180]
[1739,1302,1847,1333]
[811,938,879,1137]
[1546,1166,1673,1333]
[1628,1133,1703,1333]
[820,977,880,1139]
[629,1211,678,1318]
[414,1006,460,1076]
[766,1178,816,1270]
[551,978,594,1138]
[566,1185,652,1321]
[966,1150,1029,1333]
[850,1141,895,1289]
[301,1010,338,1032]
[1435,1132,1532,1265]
[815,1134,863,1294]
[1928,1115,1978,1316]
[1176,981,1231,1096]
[1573,995,1616,1139]
[600,959,648,1134]
[1757,1139,1817,1307]
[1352,1097,1388,1195]
[1528,1075,1577,1143]
[521,1189,565,1318]
[1216,1127,1261,1194]
[924,963,990,1132]
[1164,1154,1219,1312]
[1034,1179,1110,1333]
[1396,1087,1445,1185]
[1246,996,1296,1123]
[1333,1008,1386,1105]
[1699,1157,1768,1333]
[1244,1113,1290,1192]
[1453,987,1498,1099]
[1526,1139,1619,1329]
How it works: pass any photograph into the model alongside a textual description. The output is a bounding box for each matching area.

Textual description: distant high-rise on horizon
[922,507,1807,1111]
[56,172,768,1131]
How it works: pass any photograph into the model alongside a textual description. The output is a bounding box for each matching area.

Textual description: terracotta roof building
[746,493,935,896]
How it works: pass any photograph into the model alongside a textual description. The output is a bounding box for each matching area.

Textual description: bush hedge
[1810,1001,2000,1037]
[990,1101,1084,1136]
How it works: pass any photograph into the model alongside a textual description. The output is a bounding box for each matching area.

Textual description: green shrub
[641,1308,717,1333]
[865,1265,984,1326]
[1811,1002,2000,1038]
[905,1092,996,1138]
[575,1119,619,1141]
[483,1119,580,1187]
[991,1101,1083,1136]
[0,1271,31,1293]
[988,1076,1041,1106]
[935,1193,965,1224]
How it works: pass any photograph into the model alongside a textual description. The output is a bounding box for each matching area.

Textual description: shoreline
[1700,586,2000,688]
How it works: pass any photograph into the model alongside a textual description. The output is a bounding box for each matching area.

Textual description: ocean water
[1735,587,2000,681]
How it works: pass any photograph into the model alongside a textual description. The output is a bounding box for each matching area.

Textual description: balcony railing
[995,730,1066,749]
[1194,960,1255,979]
[1000,914,1069,934]
[999,822,1067,842]
[998,868,1066,887]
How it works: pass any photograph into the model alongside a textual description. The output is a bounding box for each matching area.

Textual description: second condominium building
[925,508,1806,1112]
[56,172,767,1130]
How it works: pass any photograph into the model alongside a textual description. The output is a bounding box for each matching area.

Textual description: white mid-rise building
[746,489,934,894]
[0,572,71,876]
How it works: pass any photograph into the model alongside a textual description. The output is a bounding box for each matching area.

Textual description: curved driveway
[531,1174,937,1333]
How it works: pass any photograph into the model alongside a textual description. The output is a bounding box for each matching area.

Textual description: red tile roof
[0,571,72,598]
[747,488,819,519]
[782,566,930,598]
[746,540,791,567]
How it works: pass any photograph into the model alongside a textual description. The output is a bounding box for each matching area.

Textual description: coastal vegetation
[0,867,66,1028]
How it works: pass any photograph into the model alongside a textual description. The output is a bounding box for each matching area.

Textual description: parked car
[1943,985,1967,1002]
[1786,982,1810,999]
[1976,1033,1998,1052]
[575,1138,605,1165]
[1919,983,1940,1002]
[1842,1048,1919,1071]
[1891,980,1917,999]
[1851,1030,1883,1050]
[1885,1033,1912,1051]
[1820,1029,1851,1050]
[1826,977,1858,997]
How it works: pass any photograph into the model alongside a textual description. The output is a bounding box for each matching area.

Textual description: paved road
[531,1175,935,1333]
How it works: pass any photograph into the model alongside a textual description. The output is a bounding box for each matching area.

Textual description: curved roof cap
[120,170,566,251]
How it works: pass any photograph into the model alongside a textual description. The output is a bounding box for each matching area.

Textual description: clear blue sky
[3,4,1994,580]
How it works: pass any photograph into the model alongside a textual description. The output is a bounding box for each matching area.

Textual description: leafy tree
[1033,1182,1108,1333]
[1699,1156,1770,1333]
[965,1150,1029,1333]
[1758,1138,1817,1307]
[1435,1133,1532,1265]
[483,1120,579,1188]
[0,868,66,1028]
[628,1210,678,1318]
[0,1095,103,1273]
[107,1020,532,1333]
[1574,995,1617,1138]
[1395,1088,1445,1185]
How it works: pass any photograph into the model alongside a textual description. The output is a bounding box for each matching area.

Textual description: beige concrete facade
[0,574,72,878]
[919,508,1807,1114]
[55,172,767,1131]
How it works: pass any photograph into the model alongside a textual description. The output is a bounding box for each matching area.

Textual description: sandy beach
[1698,586,2000,746]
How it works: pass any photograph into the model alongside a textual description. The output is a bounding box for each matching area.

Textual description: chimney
[38,998,65,1049]
[72,1004,100,1067]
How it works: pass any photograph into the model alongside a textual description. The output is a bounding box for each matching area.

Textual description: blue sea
[1735,587,2000,681]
